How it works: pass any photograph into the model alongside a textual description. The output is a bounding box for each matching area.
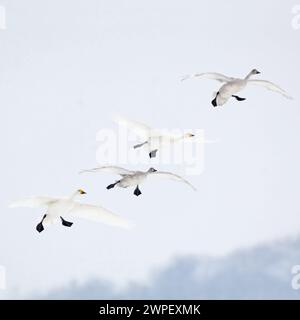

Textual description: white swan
[9,189,132,232]
[114,115,195,158]
[182,69,293,107]
[80,166,196,196]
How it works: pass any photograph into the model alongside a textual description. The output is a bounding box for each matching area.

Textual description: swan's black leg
[134,186,142,196]
[149,149,158,158]
[36,214,47,233]
[232,95,246,101]
[211,92,219,107]
[107,180,120,190]
[134,141,148,149]
[60,217,73,227]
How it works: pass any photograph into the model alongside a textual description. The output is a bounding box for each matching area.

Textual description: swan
[9,189,132,232]
[114,115,195,158]
[80,166,196,196]
[182,69,293,107]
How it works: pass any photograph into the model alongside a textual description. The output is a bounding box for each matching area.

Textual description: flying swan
[114,115,195,158]
[182,69,293,107]
[80,166,196,196]
[9,189,132,232]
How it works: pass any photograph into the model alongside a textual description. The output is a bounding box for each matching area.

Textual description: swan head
[148,167,157,173]
[184,132,195,139]
[77,189,87,195]
[251,69,260,75]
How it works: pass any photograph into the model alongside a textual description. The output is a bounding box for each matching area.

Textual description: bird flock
[9,69,292,233]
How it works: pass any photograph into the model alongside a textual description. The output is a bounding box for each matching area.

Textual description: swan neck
[69,192,78,200]
[174,135,184,141]
[245,71,254,80]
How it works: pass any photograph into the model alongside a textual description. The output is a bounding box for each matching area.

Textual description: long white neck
[172,134,185,142]
[69,191,79,200]
[245,71,254,80]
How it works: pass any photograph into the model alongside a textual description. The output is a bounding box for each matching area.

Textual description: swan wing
[113,115,153,139]
[9,196,58,208]
[149,171,197,191]
[247,80,293,99]
[181,72,234,83]
[80,166,134,176]
[69,203,133,229]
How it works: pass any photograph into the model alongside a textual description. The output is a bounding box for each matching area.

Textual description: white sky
[0,0,300,296]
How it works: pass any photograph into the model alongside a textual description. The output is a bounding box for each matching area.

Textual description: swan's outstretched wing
[247,80,293,99]
[69,203,133,229]
[80,166,134,176]
[114,115,151,139]
[149,171,197,191]
[181,72,234,83]
[9,196,58,208]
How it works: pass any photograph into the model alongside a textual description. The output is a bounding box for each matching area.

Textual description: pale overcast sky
[0,0,300,296]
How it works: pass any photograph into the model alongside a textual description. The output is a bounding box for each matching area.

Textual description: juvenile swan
[114,115,195,158]
[9,189,132,232]
[80,166,196,196]
[182,69,292,107]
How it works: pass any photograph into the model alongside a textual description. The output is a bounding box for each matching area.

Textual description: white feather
[9,196,58,208]
[148,171,197,191]
[80,166,135,177]
[69,203,133,229]
[181,72,234,83]
[247,79,293,99]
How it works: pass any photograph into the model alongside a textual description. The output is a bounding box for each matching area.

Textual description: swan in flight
[114,115,195,158]
[80,166,196,196]
[182,69,293,107]
[9,189,131,233]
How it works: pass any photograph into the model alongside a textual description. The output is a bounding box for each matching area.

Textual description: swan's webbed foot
[211,92,219,107]
[36,214,47,233]
[60,217,73,227]
[232,95,246,101]
[149,149,158,158]
[134,186,142,196]
[36,222,44,233]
